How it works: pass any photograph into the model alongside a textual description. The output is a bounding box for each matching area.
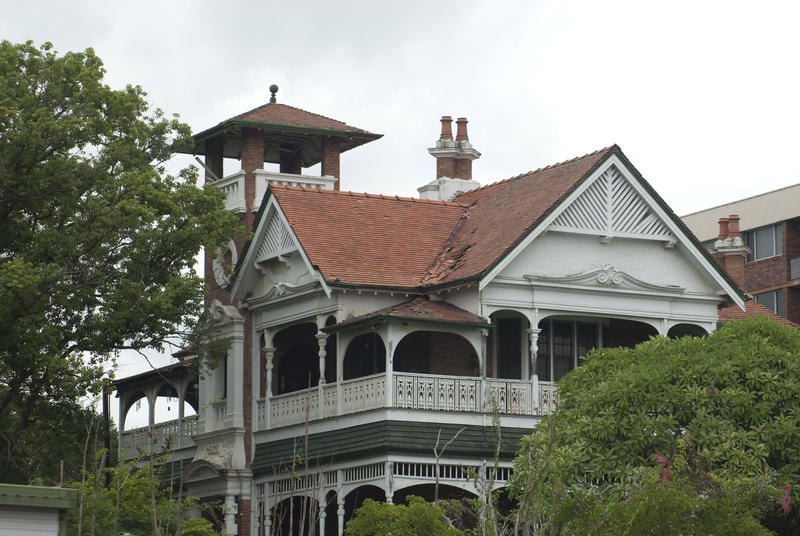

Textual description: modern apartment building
[682,184,800,324]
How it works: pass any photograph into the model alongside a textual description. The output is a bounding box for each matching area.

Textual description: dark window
[744,224,782,261]
[755,289,784,316]
[497,318,522,379]
[537,320,600,382]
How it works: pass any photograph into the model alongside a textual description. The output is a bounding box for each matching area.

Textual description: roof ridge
[270,184,468,207]
[233,102,371,133]
[455,145,617,198]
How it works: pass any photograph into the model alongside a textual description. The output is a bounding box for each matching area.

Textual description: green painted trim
[0,483,78,509]
[252,421,529,475]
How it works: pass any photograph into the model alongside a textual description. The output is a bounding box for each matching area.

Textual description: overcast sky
[4,0,800,419]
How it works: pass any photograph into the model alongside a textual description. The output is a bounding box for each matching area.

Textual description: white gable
[255,211,297,263]
[548,164,675,243]
[230,196,329,301]
[479,154,744,310]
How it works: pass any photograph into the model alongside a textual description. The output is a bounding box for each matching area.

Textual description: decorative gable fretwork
[549,165,675,244]
[255,212,297,263]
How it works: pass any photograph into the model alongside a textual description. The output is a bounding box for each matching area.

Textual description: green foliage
[554,439,779,536]
[0,40,239,482]
[21,406,117,487]
[346,495,463,536]
[66,457,218,536]
[511,317,800,532]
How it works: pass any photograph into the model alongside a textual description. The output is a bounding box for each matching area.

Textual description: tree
[511,316,800,533]
[346,495,463,536]
[0,40,239,482]
[66,457,218,536]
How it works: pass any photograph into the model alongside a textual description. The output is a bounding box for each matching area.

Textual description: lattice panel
[256,214,296,260]
[550,165,673,240]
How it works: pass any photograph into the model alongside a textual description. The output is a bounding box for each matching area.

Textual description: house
[682,184,800,324]
[113,89,745,535]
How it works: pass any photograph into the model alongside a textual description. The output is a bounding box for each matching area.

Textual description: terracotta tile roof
[326,297,490,332]
[718,300,798,327]
[269,146,615,289]
[271,186,465,288]
[421,146,617,285]
[234,103,375,135]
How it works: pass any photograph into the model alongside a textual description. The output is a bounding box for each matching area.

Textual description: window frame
[537,319,603,382]
[754,289,784,316]
[743,223,783,262]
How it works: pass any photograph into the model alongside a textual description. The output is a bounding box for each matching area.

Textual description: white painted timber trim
[230,195,330,300]
[478,154,745,310]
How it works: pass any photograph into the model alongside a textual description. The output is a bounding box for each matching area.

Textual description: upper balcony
[259,372,558,431]
[214,169,336,213]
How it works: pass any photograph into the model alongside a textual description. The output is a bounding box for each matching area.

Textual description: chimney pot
[439,116,453,141]
[455,117,469,142]
[718,217,730,240]
[728,214,741,238]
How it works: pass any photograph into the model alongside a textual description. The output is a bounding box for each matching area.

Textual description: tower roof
[176,101,382,167]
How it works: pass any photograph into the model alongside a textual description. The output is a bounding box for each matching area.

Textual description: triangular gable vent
[549,164,675,243]
[255,212,297,263]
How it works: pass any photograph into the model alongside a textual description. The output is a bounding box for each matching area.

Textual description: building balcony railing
[119,414,198,460]
[256,372,559,431]
[213,169,336,212]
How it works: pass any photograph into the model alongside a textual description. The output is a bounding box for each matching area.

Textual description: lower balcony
[119,414,198,460]
[258,372,558,430]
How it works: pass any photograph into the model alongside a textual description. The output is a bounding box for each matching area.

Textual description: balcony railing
[214,170,336,212]
[257,373,559,430]
[119,414,198,460]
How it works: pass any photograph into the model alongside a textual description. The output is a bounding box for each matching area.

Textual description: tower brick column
[205,137,224,183]
[241,128,264,212]
[321,137,341,189]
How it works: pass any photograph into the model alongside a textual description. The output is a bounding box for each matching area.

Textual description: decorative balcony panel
[340,374,385,415]
[394,373,481,412]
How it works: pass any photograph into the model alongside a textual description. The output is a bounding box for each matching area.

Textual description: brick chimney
[428,115,480,180]
[420,116,482,201]
[713,214,749,288]
[434,116,456,179]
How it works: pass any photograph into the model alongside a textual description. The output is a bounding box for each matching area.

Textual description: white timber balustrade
[119,414,198,460]
[539,382,560,414]
[213,170,336,213]
[256,371,561,430]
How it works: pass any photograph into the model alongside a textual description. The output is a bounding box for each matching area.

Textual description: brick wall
[436,156,456,179]
[205,137,224,182]
[241,128,264,210]
[744,255,788,291]
[787,287,800,325]
[394,331,478,376]
[238,498,250,536]
[786,218,800,259]
[321,137,341,186]
[454,157,472,180]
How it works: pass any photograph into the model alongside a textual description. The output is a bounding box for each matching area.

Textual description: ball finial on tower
[269,84,279,103]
